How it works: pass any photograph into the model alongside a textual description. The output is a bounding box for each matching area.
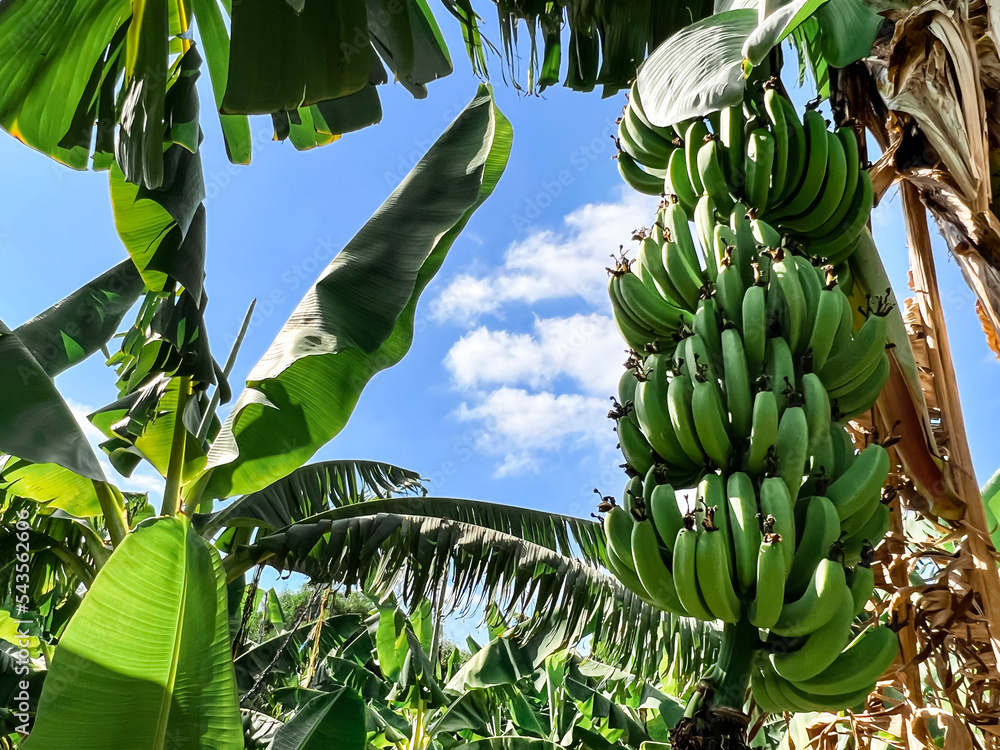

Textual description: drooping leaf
[202,86,512,499]
[117,0,169,188]
[222,0,372,114]
[194,460,425,536]
[0,0,130,168]
[266,686,366,750]
[813,0,883,69]
[636,10,757,127]
[13,260,144,377]
[222,512,668,677]
[0,320,104,482]
[189,0,252,164]
[22,515,242,749]
[982,468,1000,551]
[741,0,830,66]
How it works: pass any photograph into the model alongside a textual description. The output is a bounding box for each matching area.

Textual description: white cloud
[437,190,657,477]
[445,313,625,397]
[431,188,658,324]
[455,388,611,478]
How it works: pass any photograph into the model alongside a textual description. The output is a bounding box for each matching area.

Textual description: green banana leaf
[0,459,105,517]
[201,85,512,499]
[981,467,1000,551]
[812,0,883,69]
[194,459,426,536]
[636,10,757,127]
[0,0,130,169]
[0,320,104,482]
[741,0,829,66]
[266,686,366,750]
[222,512,666,676]
[13,259,144,378]
[23,515,242,749]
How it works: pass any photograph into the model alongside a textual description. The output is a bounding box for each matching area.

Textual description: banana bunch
[616,85,874,268]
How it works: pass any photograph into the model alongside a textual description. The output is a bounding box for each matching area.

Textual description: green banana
[750,217,782,249]
[609,275,657,350]
[808,285,844,372]
[804,126,861,239]
[632,519,688,614]
[696,508,742,623]
[665,148,699,214]
[774,95,806,206]
[789,625,898,696]
[786,495,840,596]
[842,501,891,563]
[712,224,738,281]
[605,505,637,572]
[622,475,643,515]
[695,193,718,277]
[618,417,655,476]
[773,108,829,219]
[617,150,664,196]
[826,443,889,520]
[835,350,889,420]
[618,113,668,170]
[721,327,753,439]
[772,557,847,636]
[618,269,690,336]
[770,583,855,682]
[741,283,767,377]
[730,202,757,286]
[693,297,723,363]
[782,129,848,233]
[776,406,809,503]
[698,472,729,561]
[649,483,684,551]
[847,561,876,616]
[637,236,684,306]
[719,105,745,188]
[839,491,882,538]
[715,260,745,332]
[745,390,778,476]
[771,249,807,354]
[684,120,710,196]
[766,336,795,415]
[697,137,734,211]
[830,422,857,479]
[801,373,832,455]
[682,332,718,384]
[604,541,656,606]
[661,201,706,309]
[744,128,775,211]
[634,354,698,470]
[727,471,761,593]
[692,372,732,469]
[809,174,875,263]
[750,663,784,714]
[821,305,887,397]
[763,88,789,201]
[792,254,822,324]
[771,667,874,713]
[623,105,676,166]
[668,370,707,465]
[672,521,716,621]
[760,477,795,571]
[750,529,786,629]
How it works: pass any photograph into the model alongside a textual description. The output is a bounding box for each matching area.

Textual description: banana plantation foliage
[2,0,1000,748]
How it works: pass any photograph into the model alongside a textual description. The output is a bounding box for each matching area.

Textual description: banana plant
[231,592,695,750]
[0,80,513,747]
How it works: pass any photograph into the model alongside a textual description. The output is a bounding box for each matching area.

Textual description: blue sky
[3,17,999,634]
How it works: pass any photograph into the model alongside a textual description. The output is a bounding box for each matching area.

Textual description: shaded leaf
[636,10,757,127]
[23,516,241,749]
[0,0,130,168]
[0,320,104,482]
[14,259,144,378]
[266,686,366,750]
[202,86,512,499]
[814,0,883,68]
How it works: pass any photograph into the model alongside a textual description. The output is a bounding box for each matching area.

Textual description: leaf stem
[93,481,128,547]
[162,376,191,516]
